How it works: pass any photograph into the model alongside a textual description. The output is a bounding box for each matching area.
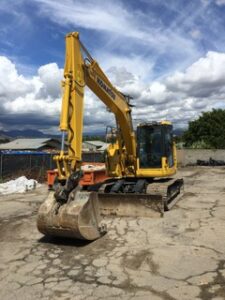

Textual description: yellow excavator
[37,32,183,240]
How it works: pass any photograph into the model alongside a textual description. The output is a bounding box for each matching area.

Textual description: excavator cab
[136,122,177,177]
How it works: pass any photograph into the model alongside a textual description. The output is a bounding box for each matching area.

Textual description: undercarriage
[37,177,184,240]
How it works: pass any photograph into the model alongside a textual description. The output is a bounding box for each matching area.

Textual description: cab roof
[137,121,172,127]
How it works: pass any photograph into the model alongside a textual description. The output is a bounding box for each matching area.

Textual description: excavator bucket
[37,190,104,240]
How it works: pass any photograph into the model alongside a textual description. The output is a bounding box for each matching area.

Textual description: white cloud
[3,95,60,116]
[107,66,144,99]
[1,49,225,133]
[34,0,159,43]
[166,51,225,97]
[0,56,34,100]
[1,61,61,115]
[139,82,172,105]
[0,56,113,132]
[38,63,63,98]
[0,58,62,131]
[189,29,202,39]
[107,50,225,127]
[33,0,200,75]
[215,0,225,6]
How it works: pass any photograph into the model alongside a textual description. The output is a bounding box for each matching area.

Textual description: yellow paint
[55,32,177,180]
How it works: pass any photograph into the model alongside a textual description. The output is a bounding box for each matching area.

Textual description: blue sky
[1,0,225,134]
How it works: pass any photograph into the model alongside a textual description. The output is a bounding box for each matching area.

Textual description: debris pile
[0,176,40,195]
[197,157,225,166]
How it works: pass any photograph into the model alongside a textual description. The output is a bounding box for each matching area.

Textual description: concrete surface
[0,166,225,300]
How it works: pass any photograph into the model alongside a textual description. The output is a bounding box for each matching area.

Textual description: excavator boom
[54,32,136,181]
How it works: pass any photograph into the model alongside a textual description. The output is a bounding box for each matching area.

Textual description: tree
[183,109,225,149]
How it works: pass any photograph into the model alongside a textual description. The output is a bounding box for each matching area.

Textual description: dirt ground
[0,166,225,300]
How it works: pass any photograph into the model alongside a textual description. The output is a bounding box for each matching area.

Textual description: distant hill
[173,128,185,136]
[0,129,60,139]
[0,129,106,140]
[0,133,10,143]
[0,127,185,141]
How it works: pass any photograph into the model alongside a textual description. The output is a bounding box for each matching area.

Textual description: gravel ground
[0,166,225,300]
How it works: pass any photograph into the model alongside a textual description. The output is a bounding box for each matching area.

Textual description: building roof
[97,144,109,151]
[85,141,107,146]
[83,141,109,152]
[0,138,59,150]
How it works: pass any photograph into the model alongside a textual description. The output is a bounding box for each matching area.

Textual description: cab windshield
[137,126,162,168]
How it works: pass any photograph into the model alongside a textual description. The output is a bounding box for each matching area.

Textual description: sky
[1,0,225,134]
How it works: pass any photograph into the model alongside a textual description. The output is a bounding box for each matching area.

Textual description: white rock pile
[0,176,40,195]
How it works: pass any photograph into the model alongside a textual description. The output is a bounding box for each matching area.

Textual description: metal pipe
[61,131,66,154]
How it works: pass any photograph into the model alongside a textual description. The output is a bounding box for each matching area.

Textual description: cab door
[163,125,174,168]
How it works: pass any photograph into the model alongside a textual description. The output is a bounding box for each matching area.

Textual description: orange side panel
[79,169,108,186]
[47,163,108,189]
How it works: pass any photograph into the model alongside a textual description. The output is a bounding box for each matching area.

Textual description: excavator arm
[55,32,136,182]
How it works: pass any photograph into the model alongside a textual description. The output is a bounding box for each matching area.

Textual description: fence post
[50,153,52,170]
[0,153,2,179]
[29,154,32,175]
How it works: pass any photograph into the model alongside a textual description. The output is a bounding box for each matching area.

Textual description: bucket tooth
[37,190,104,240]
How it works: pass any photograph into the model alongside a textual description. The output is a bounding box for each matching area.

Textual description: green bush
[183,109,225,149]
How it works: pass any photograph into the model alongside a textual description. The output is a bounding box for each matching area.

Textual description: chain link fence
[0,152,56,182]
[0,151,105,182]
